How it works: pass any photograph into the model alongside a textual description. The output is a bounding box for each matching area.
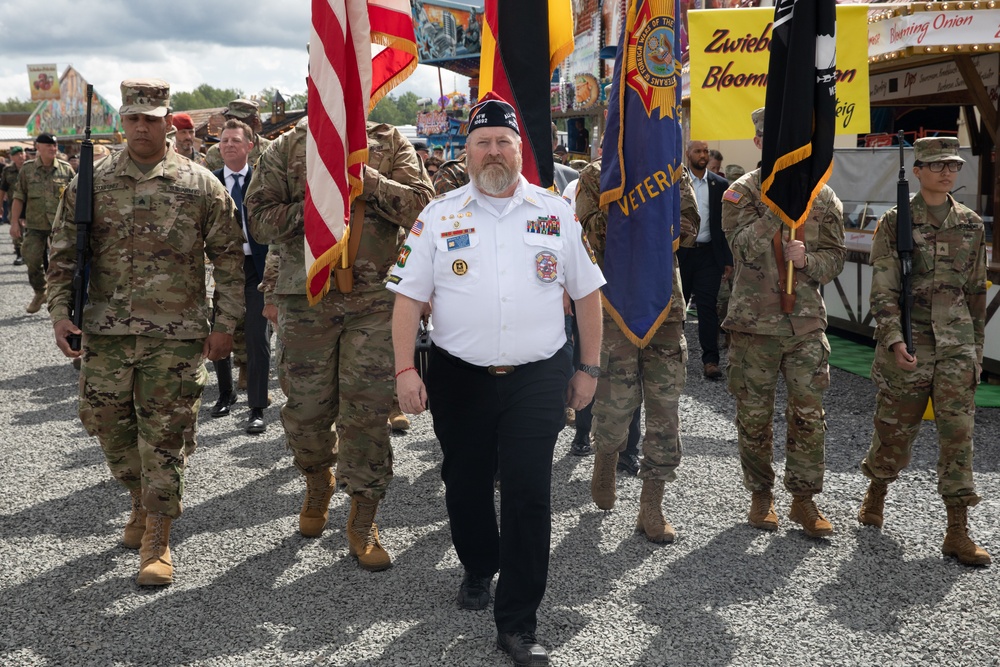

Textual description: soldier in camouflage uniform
[170,112,206,165]
[578,156,700,543]
[204,99,272,172]
[1,146,26,264]
[246,118,433,571]
[859,137,990,566]
[433,153,469,195]
[722,107,846,538]
[47,79,245,586]
[10,133,75,313]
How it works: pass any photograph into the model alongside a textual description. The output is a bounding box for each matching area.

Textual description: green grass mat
[827,334,1000,408]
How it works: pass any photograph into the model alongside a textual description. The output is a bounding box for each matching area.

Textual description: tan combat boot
[300,468,335,537]
[858,480,888,528]
[942,505,991,566]
[136,512,173,586]
[635,479,675,543]
[748,490,778,531]
[591,450,618,510]
[25,292,45,314]
[387,407,411,431]
[122,487,147,549]
[347,497,392,571]
[789,495,833,537]
[236,360,248,391]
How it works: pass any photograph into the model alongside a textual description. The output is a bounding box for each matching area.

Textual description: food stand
[823,1,1000,373]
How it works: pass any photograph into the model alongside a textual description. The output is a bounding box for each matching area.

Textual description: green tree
[368,91,421,126]
[171,84,244,111]
[0,97,36,113]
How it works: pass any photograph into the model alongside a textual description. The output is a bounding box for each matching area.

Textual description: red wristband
[394,366,417,380]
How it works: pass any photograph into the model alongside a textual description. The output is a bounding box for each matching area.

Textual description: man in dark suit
[678,140,732,380]
[211,118,270,433]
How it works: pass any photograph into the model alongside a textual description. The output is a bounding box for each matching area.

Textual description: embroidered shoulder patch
[723,190,743,204]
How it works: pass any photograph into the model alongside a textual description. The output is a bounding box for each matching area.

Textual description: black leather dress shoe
[210,392,237,418]
[569,431,593,456]
[617,452,640,476]
[496,631,549,666]
[456,571,491,610]
[246,408,266,434]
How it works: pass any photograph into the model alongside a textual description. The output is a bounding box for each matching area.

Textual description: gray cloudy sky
[0,0,467,112]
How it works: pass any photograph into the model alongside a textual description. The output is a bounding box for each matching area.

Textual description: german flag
[760,0,837,229]
[479,0,574,188]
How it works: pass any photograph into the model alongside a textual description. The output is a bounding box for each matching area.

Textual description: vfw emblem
[626,0,680,120]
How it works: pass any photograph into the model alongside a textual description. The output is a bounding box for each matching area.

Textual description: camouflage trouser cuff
[943,493,981,508]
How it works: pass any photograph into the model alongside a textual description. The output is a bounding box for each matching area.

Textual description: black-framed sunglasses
[919,161,963,173]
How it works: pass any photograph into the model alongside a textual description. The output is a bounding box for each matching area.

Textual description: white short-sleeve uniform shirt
[387,175,606,367]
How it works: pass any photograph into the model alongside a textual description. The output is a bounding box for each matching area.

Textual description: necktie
[231,172,244,221]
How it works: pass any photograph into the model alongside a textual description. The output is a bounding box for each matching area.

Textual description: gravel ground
[1,233,998,667]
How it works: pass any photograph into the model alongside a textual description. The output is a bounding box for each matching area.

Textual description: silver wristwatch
[577,363,601,378]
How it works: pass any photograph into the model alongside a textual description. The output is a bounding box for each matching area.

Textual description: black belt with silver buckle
[487,365,517,376]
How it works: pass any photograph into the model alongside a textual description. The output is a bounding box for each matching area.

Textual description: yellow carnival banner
[688,5,869,140]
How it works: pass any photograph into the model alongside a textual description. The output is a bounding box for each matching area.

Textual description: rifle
[895,130,915,356]
[67,85,94,352]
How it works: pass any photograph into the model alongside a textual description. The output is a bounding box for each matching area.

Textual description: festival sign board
[27,64,60,101]
[26,67,122,137]
[412,1,483,65]
[869,53,999,104]
[868,7,1000,61]
[687,5,870,140]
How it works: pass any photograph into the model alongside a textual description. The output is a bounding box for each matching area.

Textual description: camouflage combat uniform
[577,158,699,480]
[1,160,22,253]
[47,147,245,517]
[433,156,469,195]
[861,191,986,505]
[722,170,846,495]
[12,157,75,295]
[246,119,433,499]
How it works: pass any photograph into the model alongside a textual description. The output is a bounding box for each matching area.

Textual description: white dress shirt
[689,169,712,243]
[224,165,251,255]
[387,175,606,367]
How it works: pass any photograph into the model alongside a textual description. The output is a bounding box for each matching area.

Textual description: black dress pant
[243,256,270,409]
[677,244,722,365]
[427,344,571,634]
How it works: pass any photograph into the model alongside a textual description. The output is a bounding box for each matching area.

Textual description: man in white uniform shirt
[389,93,605,667]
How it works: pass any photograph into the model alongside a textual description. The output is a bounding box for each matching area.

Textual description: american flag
[305,0,417,304]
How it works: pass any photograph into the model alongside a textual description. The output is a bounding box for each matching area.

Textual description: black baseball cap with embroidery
[468,92,519,134]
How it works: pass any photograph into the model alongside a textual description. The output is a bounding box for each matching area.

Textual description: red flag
[305,0,417,305]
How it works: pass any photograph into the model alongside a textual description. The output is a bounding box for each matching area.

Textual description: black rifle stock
[68,85,94,352]
[896,131,915,355]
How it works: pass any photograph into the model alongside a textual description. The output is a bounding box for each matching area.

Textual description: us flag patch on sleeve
[723,190,743,204]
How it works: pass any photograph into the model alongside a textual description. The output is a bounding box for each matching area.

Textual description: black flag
[760,0,837,229]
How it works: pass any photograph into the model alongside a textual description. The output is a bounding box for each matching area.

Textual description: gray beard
[469,158,520,196]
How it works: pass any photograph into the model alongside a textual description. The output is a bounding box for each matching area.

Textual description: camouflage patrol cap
[725,164,746,181]
[224,99,260,119]
[751,107,765,135]
[120,79,170,117]
[913,137,964,163]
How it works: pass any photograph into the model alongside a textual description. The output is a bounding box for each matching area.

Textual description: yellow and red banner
[687,4,869,141]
